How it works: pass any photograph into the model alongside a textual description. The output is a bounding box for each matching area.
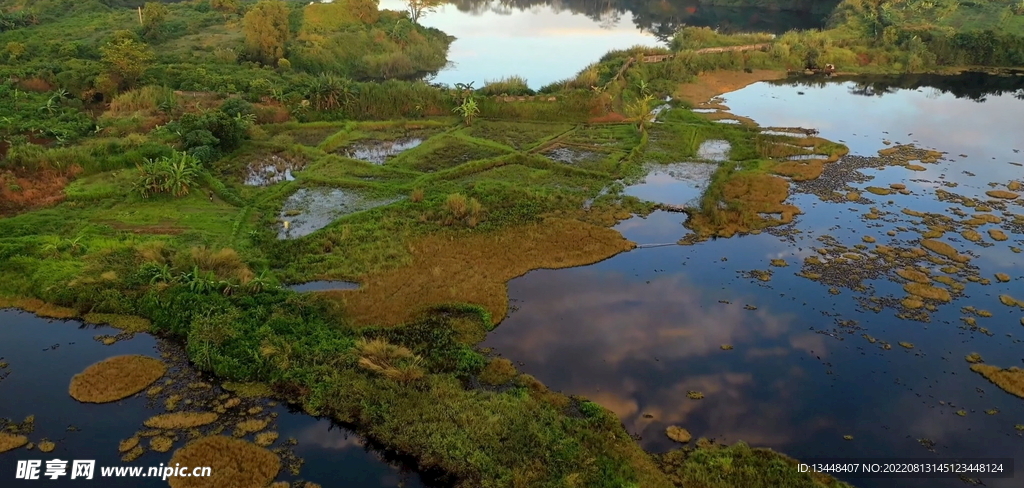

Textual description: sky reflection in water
[486,78,1024,488]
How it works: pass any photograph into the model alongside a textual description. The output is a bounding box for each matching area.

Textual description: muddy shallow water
[0,309,433,487]
[278,188,402,239]
[342,138,424,165]
[486,75,1024,488]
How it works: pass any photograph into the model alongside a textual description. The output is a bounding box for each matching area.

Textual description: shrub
[133,152,201,198]
[479,76,533,96]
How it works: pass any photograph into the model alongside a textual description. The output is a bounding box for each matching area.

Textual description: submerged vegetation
[2,0,1022,486]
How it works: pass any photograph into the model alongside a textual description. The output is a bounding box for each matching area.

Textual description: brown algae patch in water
[0,433,28,453]
[988,229,1009,241]
[168,436,280,488]
[150,436,174,453]
[233,418,271,437]
[119,437,140,453]
[144,412,219,429]
[971,364,1024,399]
[1000,295,1024,308]
[69,355,167,403]
[966,353,984,364]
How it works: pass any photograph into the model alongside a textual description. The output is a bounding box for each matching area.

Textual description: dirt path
[692,43,770,55]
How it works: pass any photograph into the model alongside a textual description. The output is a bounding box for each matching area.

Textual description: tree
[100,31,154,89]
[406,0,445,23]
[141,2,170,39]
[211,0,242,15]
[243,0,290,65]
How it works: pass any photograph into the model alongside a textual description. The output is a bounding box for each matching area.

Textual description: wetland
[3,0,1024,486]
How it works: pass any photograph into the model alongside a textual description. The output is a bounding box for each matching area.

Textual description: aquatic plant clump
[0,433,29,453]
[167,436,280,488]
[970,364,1024,399]
[666,426,692,443]
[68,355,167,403]
[144,412,219,429]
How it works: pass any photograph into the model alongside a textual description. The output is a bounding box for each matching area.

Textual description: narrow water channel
[0,309,434,487]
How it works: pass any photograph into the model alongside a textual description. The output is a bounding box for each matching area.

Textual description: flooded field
[278,188,401,239]
[485,76,1024,488]
[0,310,433,488]
[245,154,304,187]
[342,138,424,165]
[624,162,716,207]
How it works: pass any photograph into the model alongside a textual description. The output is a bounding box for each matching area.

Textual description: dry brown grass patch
[674,70,786,105]
[0,297,77,318]
[0,433,28,453]
[687,173,799,238]
[168,436,280,488]
[144,412,219,429]
[920,239,969,262]
[988,229,1008,241]
[333,218,634,326]
[119,437,140,453]
[69,355,167,403]
[971,364,1024,398]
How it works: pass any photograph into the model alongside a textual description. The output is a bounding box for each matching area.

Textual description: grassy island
[2,0,1022,486]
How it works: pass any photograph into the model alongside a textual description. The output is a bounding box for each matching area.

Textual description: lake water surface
[380,0,834,88]
[485,74,1024,488]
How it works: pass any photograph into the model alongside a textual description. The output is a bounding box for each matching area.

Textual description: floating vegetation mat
[970,364,1024,399]
[277,188,401,239]
[167,436,280,488]
[341,137,423,165]
[68,355,166,403]
[245,154,304,186]
[144,412,219,429]
[0,432,28,453]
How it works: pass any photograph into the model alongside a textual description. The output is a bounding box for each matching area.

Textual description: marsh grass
[479,357,517,385]
[83,313,152,333]
[68,355,167,403]
[355,338,425,383]
[657,441,853,488]
[108,86,178,115]
[168,436,279,488]
[332,218,634,326]
[971,364,1024,398]
[479,76,533,96]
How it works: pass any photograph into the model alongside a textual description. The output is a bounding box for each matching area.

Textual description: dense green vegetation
[1,0,1021,487]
